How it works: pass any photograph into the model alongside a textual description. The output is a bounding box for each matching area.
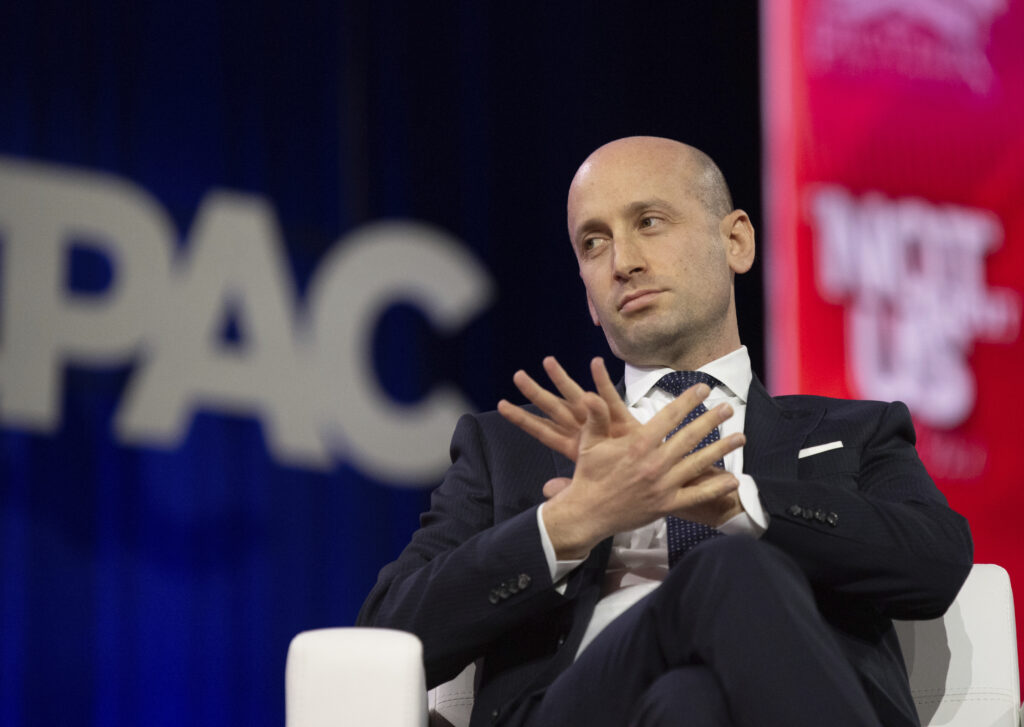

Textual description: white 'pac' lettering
[0,157,495,485]
[307,221,494,483]
[115,191,328,469]
[0,157,174,429]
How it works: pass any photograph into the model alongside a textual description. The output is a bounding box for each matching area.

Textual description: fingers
[660,401,739,460]
[542,477,572,499]
[578,392,611,445]
[637,384,743,481]
[668,431,746,481]
[501,356,619,462]
[497,399,573,457]
[642,382,714,446]
[542,356,587,407]
[497,398,545,435]
[590,357,632,421]
[668,469,740,513]
[511,368,581,430]
[512,356,592,428]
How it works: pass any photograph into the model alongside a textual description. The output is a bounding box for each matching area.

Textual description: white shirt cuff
[537,503,585,593]
[717,473,769,537]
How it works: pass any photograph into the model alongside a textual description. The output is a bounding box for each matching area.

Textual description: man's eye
[640,216,660,228]
[582,237,604,252]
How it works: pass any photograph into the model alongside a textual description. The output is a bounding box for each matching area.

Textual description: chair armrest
[286,627,427,727]
[895,564,1021,727]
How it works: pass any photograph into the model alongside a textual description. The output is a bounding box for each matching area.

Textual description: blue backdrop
[0,2,761,725]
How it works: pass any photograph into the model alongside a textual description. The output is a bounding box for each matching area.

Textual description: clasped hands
[497,356,745,559]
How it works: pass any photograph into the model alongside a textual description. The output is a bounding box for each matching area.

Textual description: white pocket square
[798,441,843,459]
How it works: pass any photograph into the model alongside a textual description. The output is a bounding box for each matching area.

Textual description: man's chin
[605,330,681,368]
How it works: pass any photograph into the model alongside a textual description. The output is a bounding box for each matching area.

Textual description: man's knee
[652,536,816,621]
[681,536,805,587]
[631,666,731,727]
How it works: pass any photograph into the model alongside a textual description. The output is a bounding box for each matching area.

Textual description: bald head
[568,137,733,230]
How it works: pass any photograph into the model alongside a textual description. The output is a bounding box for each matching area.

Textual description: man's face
[566,140,740,369]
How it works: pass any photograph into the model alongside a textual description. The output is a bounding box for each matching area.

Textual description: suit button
[491,707,500,721]
[801,508,814,520]
[787,505,802,517]
[814,509,826,523]
[826,512,839,527]
[557,633,566,646]
[518,573,532,590]
[488,589,500,605]
[498,585,510,599]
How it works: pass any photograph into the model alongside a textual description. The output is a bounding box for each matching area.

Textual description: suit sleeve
[356,411,578,687]
[758,400,973,620]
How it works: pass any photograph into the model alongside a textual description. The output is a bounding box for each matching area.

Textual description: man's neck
[631,339,742,373]
[623,345,751,407]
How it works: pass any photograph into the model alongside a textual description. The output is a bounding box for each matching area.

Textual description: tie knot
[655,370,722,397]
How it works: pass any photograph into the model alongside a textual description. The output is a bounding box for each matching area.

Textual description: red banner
[762,0,1024,667]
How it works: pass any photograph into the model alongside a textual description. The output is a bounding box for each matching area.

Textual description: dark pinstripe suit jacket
[358,377,973,727]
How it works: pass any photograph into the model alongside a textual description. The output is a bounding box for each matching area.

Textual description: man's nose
[612,236,645,279]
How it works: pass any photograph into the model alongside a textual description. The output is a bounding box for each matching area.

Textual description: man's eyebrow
[625,197,681,216]
[573,217,605,243]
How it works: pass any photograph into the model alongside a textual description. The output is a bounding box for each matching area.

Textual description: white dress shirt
[536,346,769,657]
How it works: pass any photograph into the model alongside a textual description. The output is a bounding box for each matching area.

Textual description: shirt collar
[623,346,752,407]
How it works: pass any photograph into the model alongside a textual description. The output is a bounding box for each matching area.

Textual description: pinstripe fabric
[358,378,973,727]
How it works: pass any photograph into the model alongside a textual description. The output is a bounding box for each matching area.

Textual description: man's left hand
[497,356,635,462]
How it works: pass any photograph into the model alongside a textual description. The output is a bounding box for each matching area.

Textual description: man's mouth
[618,289,662,313]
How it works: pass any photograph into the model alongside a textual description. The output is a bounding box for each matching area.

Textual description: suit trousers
[517,536,883,727]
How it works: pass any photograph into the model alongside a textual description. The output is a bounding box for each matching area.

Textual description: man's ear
[721,209,755,275]
[587,294,601,326]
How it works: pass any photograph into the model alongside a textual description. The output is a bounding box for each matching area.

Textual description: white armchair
[286,627,428,727]
[894,564,1021,726]
[286,564,1022,727]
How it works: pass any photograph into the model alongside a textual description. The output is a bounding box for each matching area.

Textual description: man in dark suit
[358,137,973,726]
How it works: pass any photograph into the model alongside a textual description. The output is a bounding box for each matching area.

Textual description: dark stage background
[0,3,762,725]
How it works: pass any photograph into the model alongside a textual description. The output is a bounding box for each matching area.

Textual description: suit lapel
[743,376,823,479]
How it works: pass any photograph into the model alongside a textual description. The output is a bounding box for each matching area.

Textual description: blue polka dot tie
[655,370,726,567]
